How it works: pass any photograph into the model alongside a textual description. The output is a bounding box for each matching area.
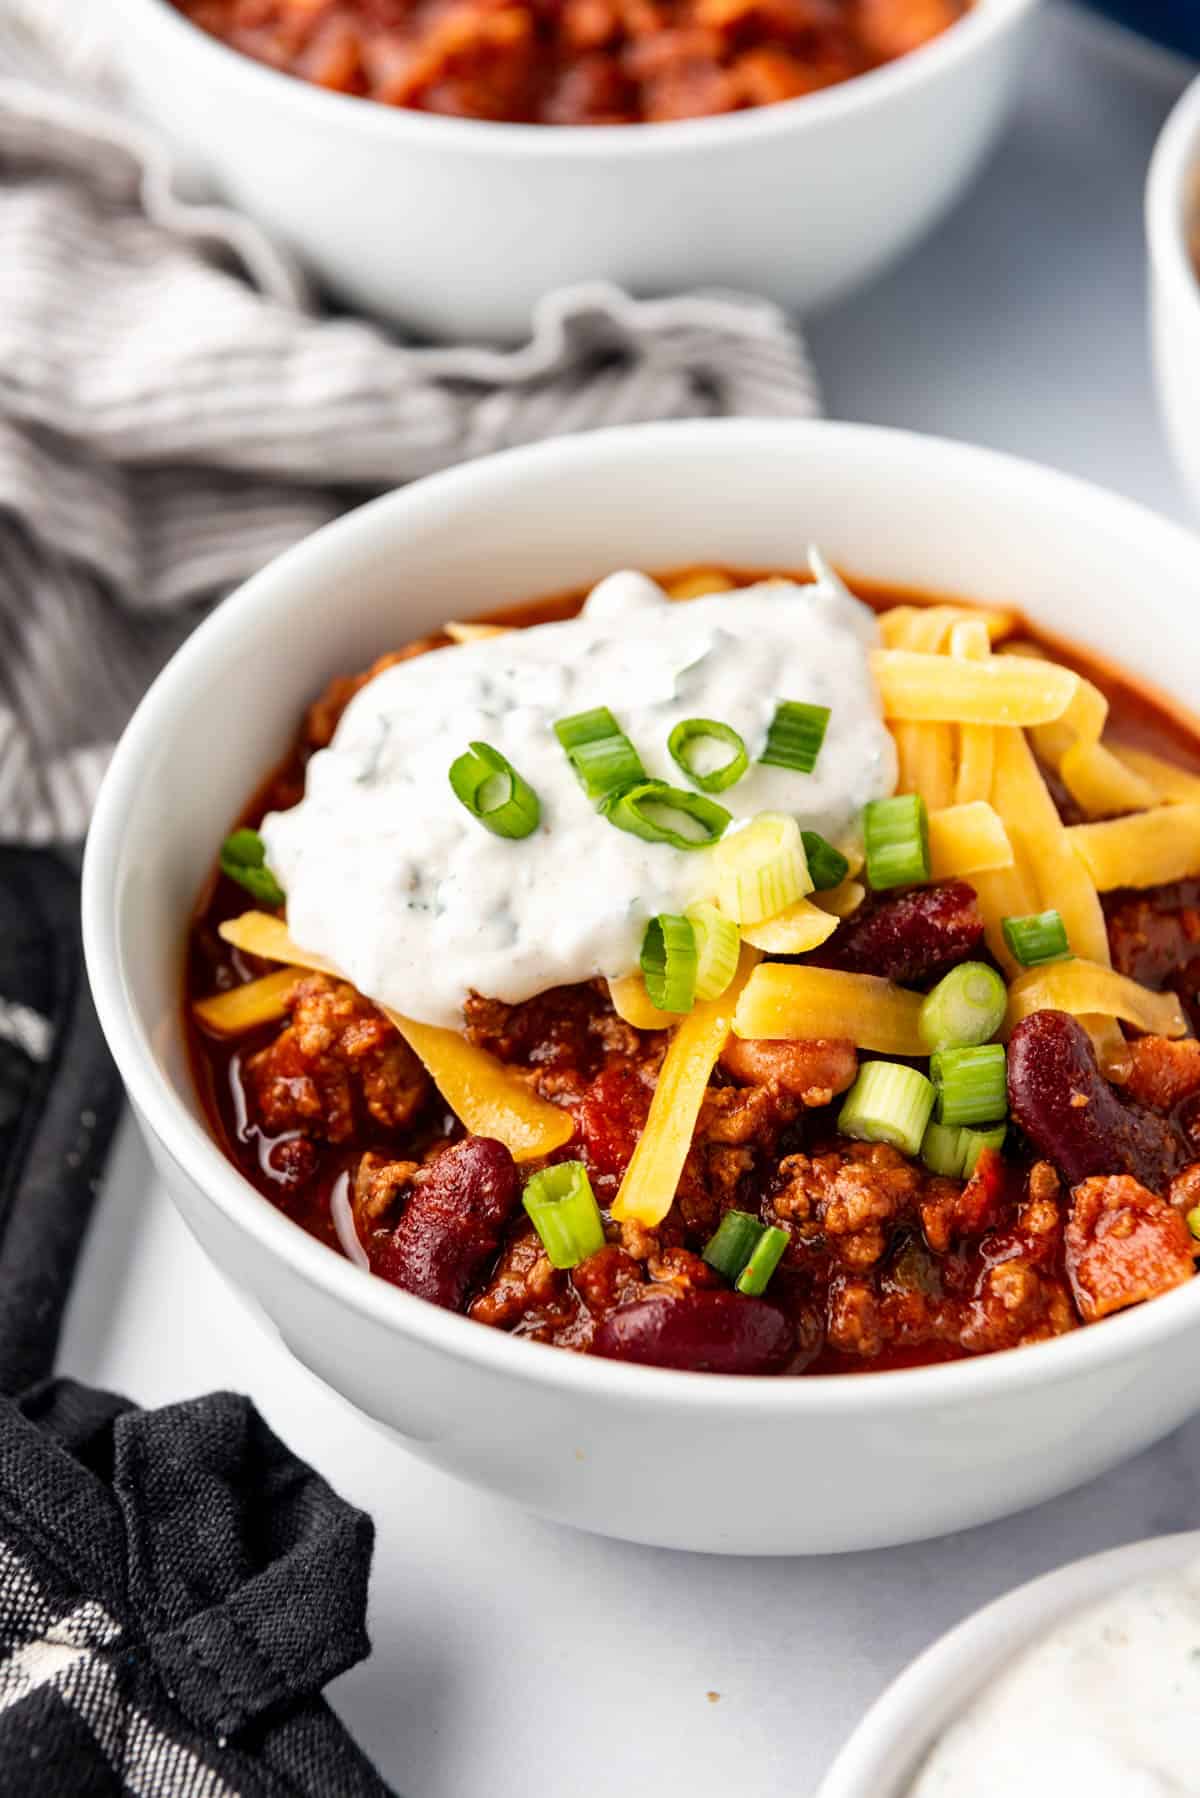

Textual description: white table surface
[59,9,1200,1795]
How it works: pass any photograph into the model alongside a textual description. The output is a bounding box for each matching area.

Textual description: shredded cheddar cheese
[986,724,1128,1076]
[927,802,1014,880]
[1007,961,1188,1040]
[1068,805,1200,891]
[878,604,1015,649]
[607,973,678,1031]
[444,620,513,643]
[891,605,957,811]
[732,963,926,1057]
[740,896,840,955]
[872,650,1080,726]
[192,966,302,1035]
[1111,745,1200,805]
[949,617,996,807]
[1059,739,1157,819]
[813,877,867,919]
[663,568,736,601]
[611,946,759,1228]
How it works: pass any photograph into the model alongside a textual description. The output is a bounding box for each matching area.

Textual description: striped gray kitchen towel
[0,0,821,844]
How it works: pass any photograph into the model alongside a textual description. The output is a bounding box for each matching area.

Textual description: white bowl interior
[818,1530,1200,1797]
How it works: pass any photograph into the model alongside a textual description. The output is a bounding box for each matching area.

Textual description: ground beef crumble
[1065,1174,1195,1323]
[222,954,1200,1368]
[244,973,430,1143]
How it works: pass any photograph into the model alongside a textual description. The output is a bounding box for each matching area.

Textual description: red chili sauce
[186,571,1200,1376]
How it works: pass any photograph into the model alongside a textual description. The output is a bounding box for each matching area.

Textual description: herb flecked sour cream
[908,1558,1200,1798]
[261,558,897,1028]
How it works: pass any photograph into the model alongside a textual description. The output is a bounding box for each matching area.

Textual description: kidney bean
[372,1136,520,1311]
[591,1290,795,1373]
[1007,1011,1186,1192]
[813,881,983,985]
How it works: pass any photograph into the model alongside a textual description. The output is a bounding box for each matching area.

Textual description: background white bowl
[1148,72,1200,514]
[816,1530,1200,1797]
[111,0,1039,341]
[83,419,1200,1556]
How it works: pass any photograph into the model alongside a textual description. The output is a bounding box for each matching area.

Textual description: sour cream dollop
[262,562,896,1028]
[908,1558,1200,1797]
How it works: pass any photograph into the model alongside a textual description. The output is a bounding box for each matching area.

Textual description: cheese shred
[611,947,759,1227]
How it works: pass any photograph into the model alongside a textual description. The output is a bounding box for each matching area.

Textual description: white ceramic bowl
[1148,73,1200,513]
[817,1530,1200,1796]
[110,0,1038,341]
[83,419,1200,1556]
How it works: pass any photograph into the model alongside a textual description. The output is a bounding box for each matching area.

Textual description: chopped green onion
[800,831,850,892]
[736,1226,789,1296]
[640,914,698,1013]
[712,811,812,924]
[554,706,645,806]
[1002,909,1072,968]
[760,700,831,773]
[838,1060,935,1158]
[702,1211,791,1296]
[931,1043,1008,1127]
[1188,1205,1200,1242]
[219,829,285,907]
[606,781,731,851]
[864,794,930,890]
[702,1210,763,1281]
[921,1120,1007,1178]
[962,1124,1006,1177]
[522,1161,606,1269]
[919,961,1008,1054]
[920,1120,969,1177]
[685,902,741,1002]
[448,741,541,838]
[668,718,749,794]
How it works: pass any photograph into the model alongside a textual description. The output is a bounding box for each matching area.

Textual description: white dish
[109,0,1039,341]
[83,417,1200,1556]
[1147,73,1200,515]
[817,1529,1200,1797]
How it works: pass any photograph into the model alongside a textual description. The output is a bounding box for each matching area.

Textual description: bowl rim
[815,1528,1200,1797]
[82,416,1200,1415]
[1146,70,1200,334]
[116,0,1038,157]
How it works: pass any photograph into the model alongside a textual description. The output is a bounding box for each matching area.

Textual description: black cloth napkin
[0,847,121,1392]
[0,846,392,1796]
